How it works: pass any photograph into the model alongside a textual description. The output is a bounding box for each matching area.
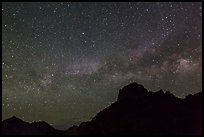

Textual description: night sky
[2,2,202,127]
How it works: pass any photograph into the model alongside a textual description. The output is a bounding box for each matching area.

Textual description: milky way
[2,2,202,127]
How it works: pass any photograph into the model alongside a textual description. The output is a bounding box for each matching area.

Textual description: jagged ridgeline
[65,82,202,135]
[2,82,202,135]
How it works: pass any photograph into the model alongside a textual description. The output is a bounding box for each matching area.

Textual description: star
[2,2,201,127]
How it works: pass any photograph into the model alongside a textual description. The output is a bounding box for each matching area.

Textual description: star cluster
[2,2,202,127]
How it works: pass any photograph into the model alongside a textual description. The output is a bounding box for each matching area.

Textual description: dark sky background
[2,2,202,128]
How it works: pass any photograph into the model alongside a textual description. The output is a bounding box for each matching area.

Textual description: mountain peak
[66,82,202,135]
[2,117,65,135]
[117,82,148,101]
[10,116,18,120]
[3,116,23,124]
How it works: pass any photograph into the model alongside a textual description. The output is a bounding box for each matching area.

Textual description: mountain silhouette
[2,116,65,135]
[2,82,202,135]
[65,82,202,135]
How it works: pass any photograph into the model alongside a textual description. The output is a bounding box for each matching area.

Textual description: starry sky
[2,2,202,127]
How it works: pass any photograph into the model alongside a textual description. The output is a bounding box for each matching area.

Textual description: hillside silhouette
[2,82,202,135]
[65,82,202,135]
[2,116,65,135]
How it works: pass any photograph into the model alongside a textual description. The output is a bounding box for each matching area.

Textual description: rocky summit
[66,82,202,135]
[2,82,202,135]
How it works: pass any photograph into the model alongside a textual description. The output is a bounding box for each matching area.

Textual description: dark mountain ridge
[2,82,202,135]
[2,116,65,135]
[66,82,202,135]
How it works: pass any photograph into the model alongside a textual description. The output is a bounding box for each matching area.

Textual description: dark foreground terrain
[2,82,202,135]
[2,116,65,135]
